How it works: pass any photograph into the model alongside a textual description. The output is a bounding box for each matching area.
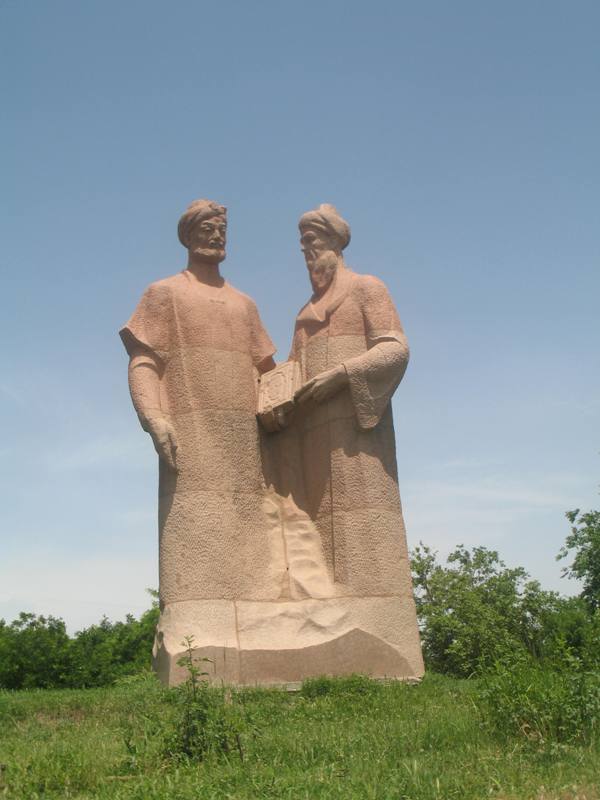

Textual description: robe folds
[120,265,423,684]
[120,270,280,604]
[289,266,418,602]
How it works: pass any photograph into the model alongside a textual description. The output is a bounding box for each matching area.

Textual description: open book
[257,360,302,432]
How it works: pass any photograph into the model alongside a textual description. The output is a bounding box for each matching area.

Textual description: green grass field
[1,673,598,800]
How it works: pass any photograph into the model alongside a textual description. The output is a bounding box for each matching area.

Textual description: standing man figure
[120,199,281,684]
[288,203,424,679]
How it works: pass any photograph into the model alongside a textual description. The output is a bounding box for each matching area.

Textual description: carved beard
[308,251,338,295]
[191,246,226,263]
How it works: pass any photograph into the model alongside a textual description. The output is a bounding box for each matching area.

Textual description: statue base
[152,596,424,687]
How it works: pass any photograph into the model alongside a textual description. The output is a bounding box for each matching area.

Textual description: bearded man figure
[286,203,424,680]
[120,199,285,685]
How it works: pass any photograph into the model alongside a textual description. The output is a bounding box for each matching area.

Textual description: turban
[177,199,227,248]
[298,203,351,250]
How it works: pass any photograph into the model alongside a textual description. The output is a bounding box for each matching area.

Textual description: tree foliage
[0,613,72,689]
[0,597,159,690]
[410,543,562,677]
[558,507,600,611]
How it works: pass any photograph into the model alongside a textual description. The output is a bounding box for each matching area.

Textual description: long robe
[120,270,281,605]
[289,266,417,603]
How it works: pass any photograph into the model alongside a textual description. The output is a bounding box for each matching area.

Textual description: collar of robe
[296,266,354,324]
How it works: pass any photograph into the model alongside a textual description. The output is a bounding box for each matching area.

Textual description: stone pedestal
[152,596,424,687]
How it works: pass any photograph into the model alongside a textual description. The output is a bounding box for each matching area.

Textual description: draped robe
[120,270,280,605]
[286,266,423,674]
[120,266,423,683]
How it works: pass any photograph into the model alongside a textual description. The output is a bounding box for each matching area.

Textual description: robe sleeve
[342,276,409,430]
[288,324,300,363]
[246,298,276,367]
[119,282,172,367]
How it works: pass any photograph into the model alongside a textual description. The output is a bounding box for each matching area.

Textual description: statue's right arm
[128,352,178,471]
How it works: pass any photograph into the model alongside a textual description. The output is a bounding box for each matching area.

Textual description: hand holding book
[256,361,302,432]
[294,364,348,405]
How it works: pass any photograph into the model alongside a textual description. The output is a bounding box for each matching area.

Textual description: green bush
[0,599,159,690]
[410,543,561,677]
[558,508,600,611]
[0,613,73,689]
[537,597,600,669]
[161,637,246,763]
[69,605,160,687]
[478,652,600,745]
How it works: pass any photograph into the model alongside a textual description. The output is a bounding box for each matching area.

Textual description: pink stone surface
[260,204,423,682]
[121,200,423,686]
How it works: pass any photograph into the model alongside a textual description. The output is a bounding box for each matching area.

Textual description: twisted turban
[177,199,227,248]
[298,203,351,250]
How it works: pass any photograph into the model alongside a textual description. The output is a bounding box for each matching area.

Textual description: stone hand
[147,417,179,471]
[275,405,294,429]
[295,365,348,406]
[257,404,294,433]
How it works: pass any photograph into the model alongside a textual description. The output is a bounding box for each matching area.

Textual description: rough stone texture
[261,204,424,683]
[121,199,423,686]
[152,595,421,686]
[121,271,279,604]
[256,360,301,432]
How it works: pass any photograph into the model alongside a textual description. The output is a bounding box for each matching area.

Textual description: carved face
[188,215,227,263]
[300,226,339,294]
[300,226,337,268]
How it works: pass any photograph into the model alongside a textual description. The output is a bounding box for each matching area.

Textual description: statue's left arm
[342,276,409,430]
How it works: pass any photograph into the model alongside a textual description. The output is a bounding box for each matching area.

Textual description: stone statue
[262,203,424,681]
[121,200,423,686]
[120,200,283,683]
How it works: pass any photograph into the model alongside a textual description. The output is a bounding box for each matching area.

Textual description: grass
[0,672,599,799]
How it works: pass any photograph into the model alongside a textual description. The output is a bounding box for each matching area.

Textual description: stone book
[257,360,302,432]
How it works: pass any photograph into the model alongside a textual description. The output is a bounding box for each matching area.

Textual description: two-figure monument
[120,200,424,685]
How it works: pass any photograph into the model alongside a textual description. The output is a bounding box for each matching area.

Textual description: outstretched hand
[295,365,348,406]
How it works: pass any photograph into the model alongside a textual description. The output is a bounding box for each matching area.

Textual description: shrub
[558,508,600,611]
[0,596,159,690]
[478,652,600,745]
[161,637,245,763]
[0,613,73,689]
[537,597,600,669]
[69,604,159,687]
[411,543,560,677]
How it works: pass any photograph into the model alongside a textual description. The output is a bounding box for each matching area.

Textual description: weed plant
[160,636,246,763]
[300,673,379,699]
[479,650,600,746]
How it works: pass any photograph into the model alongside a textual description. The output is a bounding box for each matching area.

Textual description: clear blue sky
[2,1,599,631]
